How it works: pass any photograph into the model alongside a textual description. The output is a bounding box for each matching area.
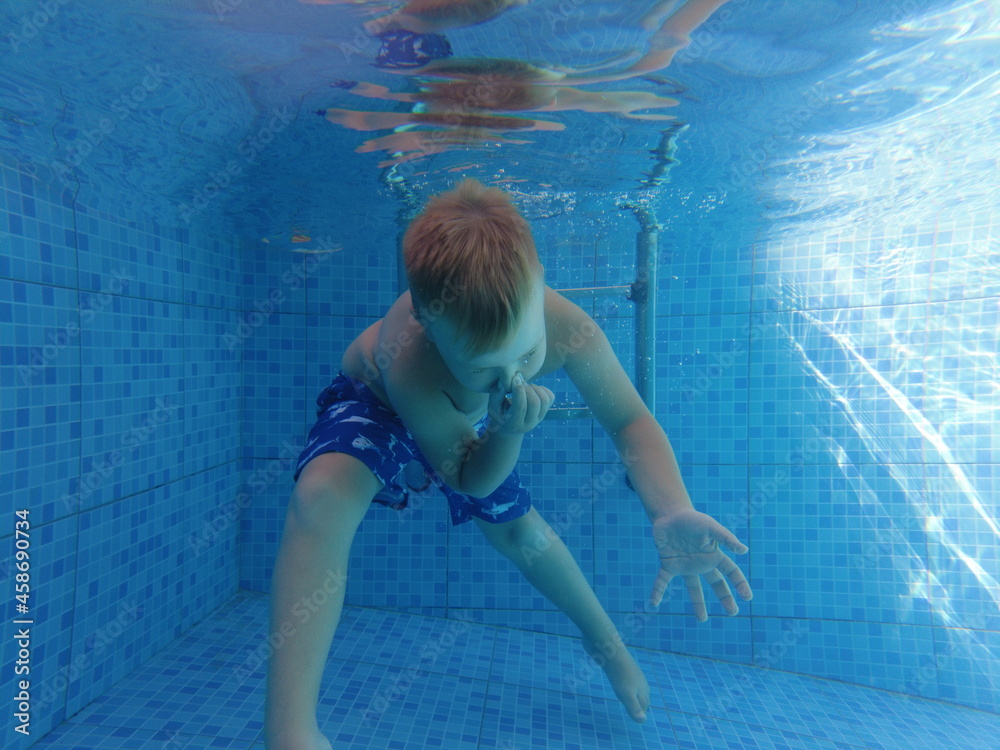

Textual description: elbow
[611,410,657,443]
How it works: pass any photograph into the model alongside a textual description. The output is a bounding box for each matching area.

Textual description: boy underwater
[264,178,752,749]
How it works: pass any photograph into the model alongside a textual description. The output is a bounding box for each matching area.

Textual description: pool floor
[32,592,1000,749]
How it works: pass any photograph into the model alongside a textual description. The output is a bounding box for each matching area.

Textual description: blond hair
[403,178,540,354]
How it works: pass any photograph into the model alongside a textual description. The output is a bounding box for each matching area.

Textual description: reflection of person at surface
[297,0,530,34]
[321,106,565,133]
[374,0,733,84]
[333,78,680,121]
[316,0,733,164]
[364,0,531,35]
[356,128,531,169]
[564,0,733,84]
[320,107,562,167]
[319,105,559,168]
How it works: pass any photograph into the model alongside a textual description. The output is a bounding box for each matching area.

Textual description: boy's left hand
[648,509,752,621]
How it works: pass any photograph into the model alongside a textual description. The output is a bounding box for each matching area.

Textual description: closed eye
[472,348,538,374]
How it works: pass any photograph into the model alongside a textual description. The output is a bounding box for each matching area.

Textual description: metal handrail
[545,205,659,420]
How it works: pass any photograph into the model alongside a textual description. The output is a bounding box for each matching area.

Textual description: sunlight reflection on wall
[760,0,998,709]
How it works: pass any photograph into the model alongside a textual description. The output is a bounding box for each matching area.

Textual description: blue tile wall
[1,158,242,748]
[653,196,756,318]
[658,312,751,466]
[0,517,77,742]
[925,297,999,464]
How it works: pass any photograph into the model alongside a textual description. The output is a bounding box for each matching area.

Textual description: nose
[497,369,525,394]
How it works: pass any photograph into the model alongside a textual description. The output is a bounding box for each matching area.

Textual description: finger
[521,381,541,422]
[536,387,554,420]
[522,385,554,426]
[709,520,748,555]
[685,574,707,622]
[540,386,555,410]
[649,567,673,607]
[704,568,738,616]
[488,380,507,413]
[717,554,753,601]
[506,379,527,424]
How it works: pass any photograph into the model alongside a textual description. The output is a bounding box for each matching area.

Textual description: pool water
[1,0,998,748]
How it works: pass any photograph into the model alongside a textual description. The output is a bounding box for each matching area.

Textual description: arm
[458,375,554,499]
[614,413,694,523]
[556,294,751,618]
[389,371,552,500]
[553,296,684,520]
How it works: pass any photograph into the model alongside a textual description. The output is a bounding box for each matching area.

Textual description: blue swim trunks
[294,372,532,526]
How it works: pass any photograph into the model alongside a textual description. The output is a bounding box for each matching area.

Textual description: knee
[289,475,338,522]
[289,455,380,531]
[288,481,364,540]
[502,510,558,561]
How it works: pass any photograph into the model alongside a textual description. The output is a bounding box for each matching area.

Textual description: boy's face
[427,274,547,395]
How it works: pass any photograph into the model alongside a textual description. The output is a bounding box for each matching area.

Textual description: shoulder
[379,292,448,396]
[537,286,601,377]
[541,286,649,437]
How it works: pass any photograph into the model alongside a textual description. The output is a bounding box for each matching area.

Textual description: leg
[473,507,651,723]
[264,453,383,750]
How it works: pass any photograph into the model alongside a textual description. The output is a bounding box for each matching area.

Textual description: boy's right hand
[488,372,554,435]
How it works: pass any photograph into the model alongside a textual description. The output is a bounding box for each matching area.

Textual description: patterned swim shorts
[294,372,532,526]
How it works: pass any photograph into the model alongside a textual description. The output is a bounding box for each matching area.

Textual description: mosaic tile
[669,711,858,749]
[488,627,665,712]
[330,607,497,682]
[27,594,1000,750]
[317,659,485,749]
[31,724,252,750]
[480,681,679,750]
